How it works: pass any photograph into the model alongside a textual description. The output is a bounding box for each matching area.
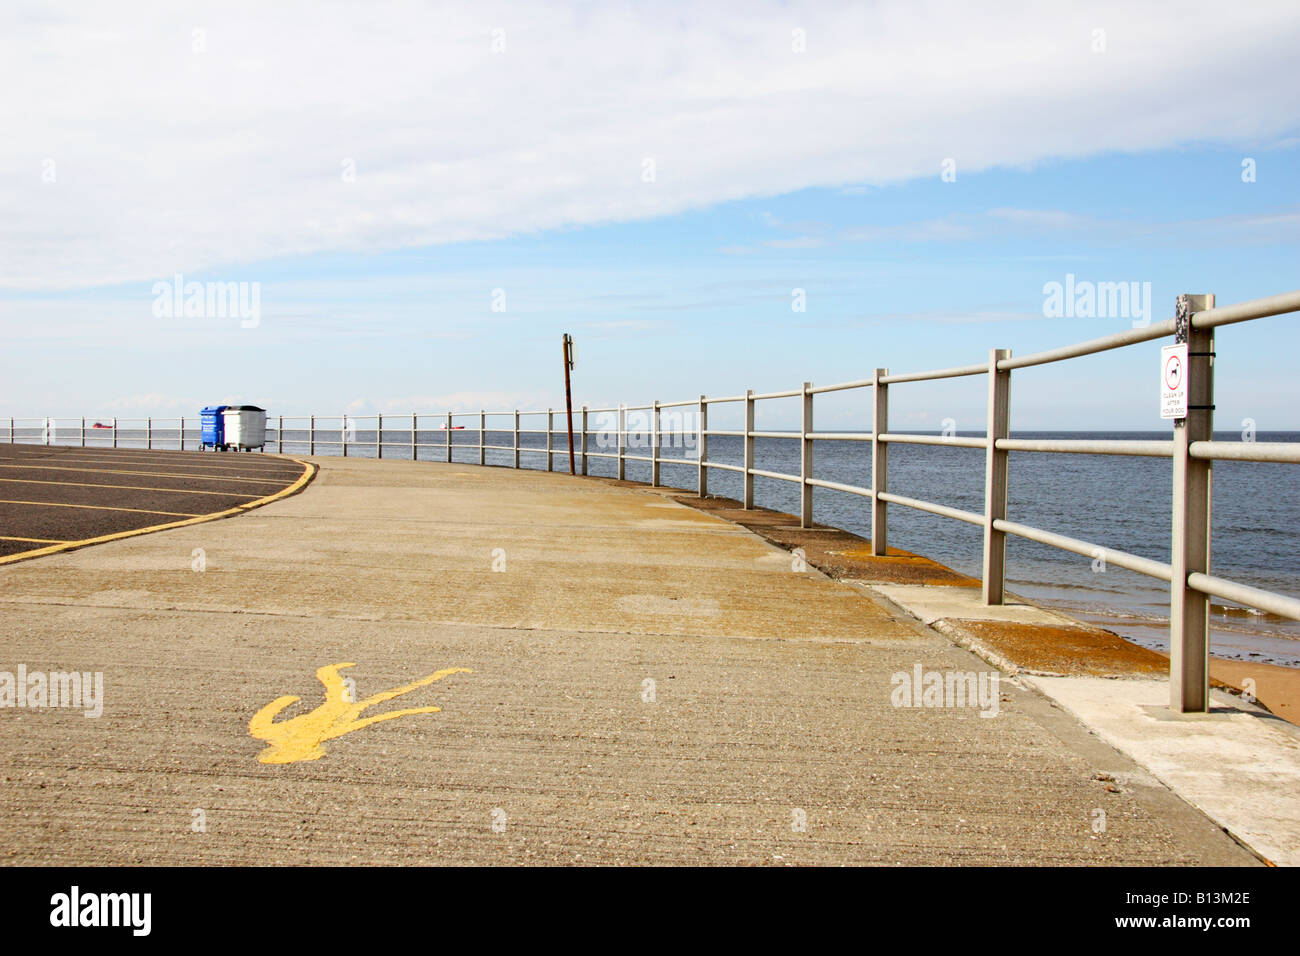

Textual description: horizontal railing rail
[7,288,1298,713]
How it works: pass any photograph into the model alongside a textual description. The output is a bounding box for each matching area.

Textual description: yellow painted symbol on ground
[249,662,471,764]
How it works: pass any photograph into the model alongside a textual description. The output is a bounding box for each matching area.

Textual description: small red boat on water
[92,422,112,429]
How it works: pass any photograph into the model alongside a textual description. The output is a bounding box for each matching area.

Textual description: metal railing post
[546,409,554,471]
[341,415,348,457]
[146,417,152,449]
[377,413,383,459]
[982,349,1012,605]
[309,415,315,455]
[411,413,417,460]
[801,381,814,529]
[617,405,626,480]
[8,417,13,443]
[514,410,521,468]
[871,369,888,555]
[112,417,118,448]
[1171,293,1216,713]
[81,417,86,447]
[480,410,486,466]
[697,396,708,497]
[651,400,661,487]
[276,415,282,454]
[181,417,186,451]
[581,405,589,476]
[743,389,755,508]
[446,412,452,462]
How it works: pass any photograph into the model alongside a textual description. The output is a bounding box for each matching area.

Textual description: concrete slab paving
[1020,676,1300,867]
[864,583,1078,627]
[0,456,1263,865]
[829,572,1300,864]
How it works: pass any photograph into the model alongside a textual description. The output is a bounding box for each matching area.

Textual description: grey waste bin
[222,405,267,451]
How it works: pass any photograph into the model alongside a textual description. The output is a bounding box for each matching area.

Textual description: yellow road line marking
[0,499,203,517]
[0,446,297,461]
[0,535,69,543]
[0,455,298,475]
[0,477,262,498]
[0,447,295,462]
[0,459,316,566]
[0,450,300,471]
[0,464,293,484]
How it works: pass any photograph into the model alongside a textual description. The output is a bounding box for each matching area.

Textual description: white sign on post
[1161,343,1188,420]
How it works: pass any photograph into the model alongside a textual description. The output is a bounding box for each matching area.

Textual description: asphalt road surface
[0,444,311,561]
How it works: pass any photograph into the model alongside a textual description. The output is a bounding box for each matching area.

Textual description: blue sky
[2,2,1298,429]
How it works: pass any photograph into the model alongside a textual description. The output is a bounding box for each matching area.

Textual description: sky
[1,1,1298,431]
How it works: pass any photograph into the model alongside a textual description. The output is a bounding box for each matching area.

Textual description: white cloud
[841,218,977,242]
[575,319,663,332]
[3,0,1299,289]
[371,391,545,415]
[764,237,826,249]
[837,205,1300,246]
[986,208,1094,230]
[809,309,1042,328]
[104,392,201,411]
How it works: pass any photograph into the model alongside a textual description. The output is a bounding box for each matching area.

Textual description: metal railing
[7,289,1299,713]
[0,410,585,465]
[679,289,1300,715]
[3,417,198,450]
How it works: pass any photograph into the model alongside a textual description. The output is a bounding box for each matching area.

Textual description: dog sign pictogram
[1161,344,1188,420]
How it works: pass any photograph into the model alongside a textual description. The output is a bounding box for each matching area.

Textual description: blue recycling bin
[201,405,229,450]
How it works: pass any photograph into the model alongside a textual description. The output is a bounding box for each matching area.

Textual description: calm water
[45,425,1300,666]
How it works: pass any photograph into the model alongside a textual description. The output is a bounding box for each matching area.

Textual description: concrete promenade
[0,455,1280,865]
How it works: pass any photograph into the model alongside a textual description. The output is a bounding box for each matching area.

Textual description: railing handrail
[6,287,1298,714]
